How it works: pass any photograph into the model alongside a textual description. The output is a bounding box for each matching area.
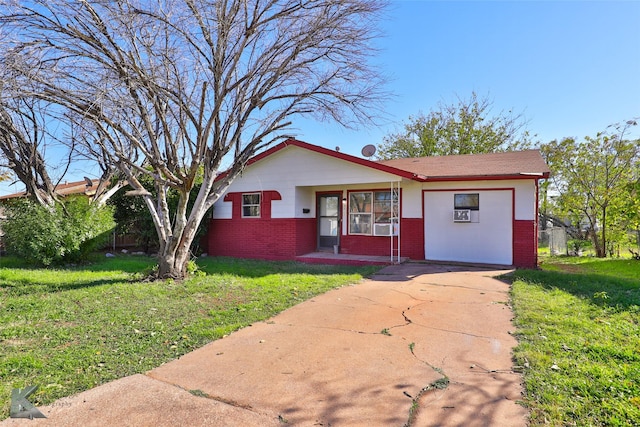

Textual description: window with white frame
[349,191,397,235]
[349,192,371,234]
[242,193,261,217]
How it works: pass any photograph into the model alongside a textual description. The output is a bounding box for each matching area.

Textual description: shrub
[2,196,115,266]
[567,238,592,256]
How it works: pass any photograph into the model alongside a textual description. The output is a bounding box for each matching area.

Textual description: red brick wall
[208,216,426,261]
[208,218,316,260]
[296,219,317,254]
[208,215,537,267]
[399,218,424,260]
[208,189,317,260]
[339,218,424,260]
[513,219,537,268]
[340,234,392,255]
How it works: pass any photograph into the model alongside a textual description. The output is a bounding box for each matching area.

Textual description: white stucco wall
[213,145,402,219]
[421,180,536,220]
[397,181,423,218]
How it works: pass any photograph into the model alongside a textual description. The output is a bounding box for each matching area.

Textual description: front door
[317,194,341,250]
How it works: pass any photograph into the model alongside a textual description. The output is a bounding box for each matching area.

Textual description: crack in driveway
[403,345,450,427]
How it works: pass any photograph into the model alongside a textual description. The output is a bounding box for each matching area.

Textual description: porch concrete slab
[295,252,408,266]
[2,263,526,426]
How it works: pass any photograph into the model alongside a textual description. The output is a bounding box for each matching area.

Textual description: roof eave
[424,173,549,182]
[214,139,550,183]
[216,138,428,182]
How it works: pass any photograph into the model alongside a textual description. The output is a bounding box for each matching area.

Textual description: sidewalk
[2,263,527,426]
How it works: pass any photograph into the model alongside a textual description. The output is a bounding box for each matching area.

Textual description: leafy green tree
[2,196,115,266]
[541,120,639,257]
[615,179,640,256]
[377,92,532,159]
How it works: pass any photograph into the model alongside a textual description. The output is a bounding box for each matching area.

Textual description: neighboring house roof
[378,150,551,180]
[0,178,100,201]
[225,138,550,182]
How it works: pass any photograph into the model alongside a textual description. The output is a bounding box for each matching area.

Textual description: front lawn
[0,255,380,417]
[511,257,640,426]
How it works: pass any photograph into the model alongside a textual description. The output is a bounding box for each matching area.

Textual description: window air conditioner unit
[453,209,471,222]
[374,223,392,236]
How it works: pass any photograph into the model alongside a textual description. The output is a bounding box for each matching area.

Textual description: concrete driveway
[2,263,527,426]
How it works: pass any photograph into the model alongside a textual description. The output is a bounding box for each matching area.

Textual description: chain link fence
[539,226,568,256]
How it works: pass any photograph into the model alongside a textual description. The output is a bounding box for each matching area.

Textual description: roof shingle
[377,150,550,179]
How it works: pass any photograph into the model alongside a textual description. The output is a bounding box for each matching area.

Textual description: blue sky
[294,0,640,157]
[2,0,639,195]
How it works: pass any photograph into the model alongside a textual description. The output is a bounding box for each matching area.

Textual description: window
[374,191,393,223]
[242,193,261,217]
[454,193,479,223]
[454,193,479,210]
[349,191,398,235]
[349,192,371,235]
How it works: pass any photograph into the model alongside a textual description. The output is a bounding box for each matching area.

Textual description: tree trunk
[589,227,605,258]
[156,232,199,279]
[157,249,180,279]
[598,207,607,258]
[154,188,210,280]
[593,235,606,258]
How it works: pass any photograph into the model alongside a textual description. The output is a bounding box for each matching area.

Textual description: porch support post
[391,180,401,264]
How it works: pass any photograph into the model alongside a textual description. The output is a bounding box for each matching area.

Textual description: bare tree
[0,99,125,207]
[0,100,58,206]
[1,53,124,207]
[0,0,387,278]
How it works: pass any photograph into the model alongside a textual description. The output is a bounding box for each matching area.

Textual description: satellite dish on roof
[361,144,376,158]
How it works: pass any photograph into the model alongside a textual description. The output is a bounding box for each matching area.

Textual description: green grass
[0,254,380,416]
[511,256,640,426]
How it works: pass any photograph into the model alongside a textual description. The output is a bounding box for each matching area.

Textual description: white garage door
[424,190,513,265]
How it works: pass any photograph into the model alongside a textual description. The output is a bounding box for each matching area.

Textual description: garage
[424,189,514,265]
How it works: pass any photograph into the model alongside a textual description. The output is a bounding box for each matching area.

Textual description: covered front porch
[302,180,404,261]
[295,251,409,266]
